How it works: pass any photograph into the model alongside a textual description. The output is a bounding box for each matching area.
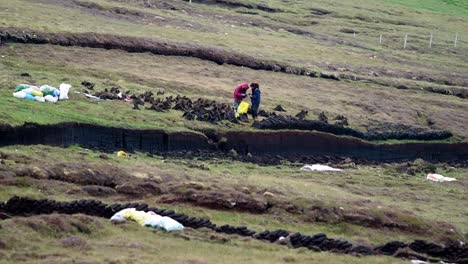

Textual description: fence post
[429,33,433,48]
[404,33,408,49]
[454,33,458,48]
[379,34,382,44]
[189,0,192,3]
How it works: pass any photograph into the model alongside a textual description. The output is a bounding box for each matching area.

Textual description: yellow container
[117,150,127,157]
[236,101,250,117]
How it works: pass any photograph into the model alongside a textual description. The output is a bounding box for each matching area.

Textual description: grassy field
[1,144,467,237]
[1,43,467,138]
[0,215,405,264]
[0,145,467,262]
[0,0,467,263]
[0,0,467,78]
[0,0,466,138]
[386,0,468,17]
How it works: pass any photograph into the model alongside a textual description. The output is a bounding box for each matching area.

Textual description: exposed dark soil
[89,89,454,142]
[96,88,242,124]
[1,196,466,263]
[134,93,237,124]
[1,122,467,163]
[343,79,467,102]
[338,73,468,99]
[40,0,216,32]
[2,147,464,238]
[0,27,317,77]
[342,65,468,89]
[107,0,416,60]
[1,27,465,98]
[189,0,284,13]
[110,0,321,38]
[82,185,117,196]
[252,115,453,141]
[0,152,464,237]
[309,7,334,16]
[160,188,269,213]
[112,0,179,10]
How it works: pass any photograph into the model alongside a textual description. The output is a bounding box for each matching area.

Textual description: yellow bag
[117,150,127,157]
[123,209,149,226]
[236,101,250,118]
[31,90,43,97]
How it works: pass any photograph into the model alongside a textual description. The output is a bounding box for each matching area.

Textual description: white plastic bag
[110,208,135,223]
[13,91,27,99]
[40,85,60,97]
[34,96,45,102]
[300,164,342,172]
[426,173,456,182]
[144,213,164,228]
[21,88,33,94]
[144,212,184,231]
[59,83,71,100]
[39,85,52,91]
[159,216,184,231]
[84,93,101,101]
[110,209,183,231]
[44,95,58,103]
[411,260,428,264]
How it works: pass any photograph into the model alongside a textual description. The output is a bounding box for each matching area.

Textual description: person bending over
[233,82,249,114]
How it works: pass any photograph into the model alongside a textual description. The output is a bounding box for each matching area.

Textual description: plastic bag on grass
[110,209,183,232]
[159,216,184,231]
[24,93,35,101]
[110,208,136,223]
[144,212,184,232]
[411,260,428,264]
[426,173,456,182]
[31,90,43,97]
[300,164,342,172]
[20,88,33,94]
[41,85,60,97]
[144,213,164,228]
[15,84,30,92]
[123,209,149,226]
[59,83,71,100]
[44,95,58,103]
[34,96,45,102]
[13,91,27,99]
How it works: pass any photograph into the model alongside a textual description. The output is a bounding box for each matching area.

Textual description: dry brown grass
[2,44,466,137]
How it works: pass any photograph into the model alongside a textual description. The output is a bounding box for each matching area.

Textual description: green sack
[42,90,55,96]
[15,84,30,92]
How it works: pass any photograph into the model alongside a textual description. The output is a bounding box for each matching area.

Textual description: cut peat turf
[1,27,466,99]
[0,122,467,163]
[1,196,467,263]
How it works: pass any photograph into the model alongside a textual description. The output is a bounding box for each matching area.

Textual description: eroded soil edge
[0,122,467,163]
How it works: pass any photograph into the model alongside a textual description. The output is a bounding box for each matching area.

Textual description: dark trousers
[251,103,260,118]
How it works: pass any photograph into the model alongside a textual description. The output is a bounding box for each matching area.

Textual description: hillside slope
[0,1,467,263]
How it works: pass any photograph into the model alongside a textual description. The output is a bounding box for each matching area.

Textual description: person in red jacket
[233,82,250,114]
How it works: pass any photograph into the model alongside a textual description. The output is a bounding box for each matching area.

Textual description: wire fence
[340,30,467,54]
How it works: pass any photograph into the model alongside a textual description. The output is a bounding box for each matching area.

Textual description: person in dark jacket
[233,82,250,114]
[249,82,261,119]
